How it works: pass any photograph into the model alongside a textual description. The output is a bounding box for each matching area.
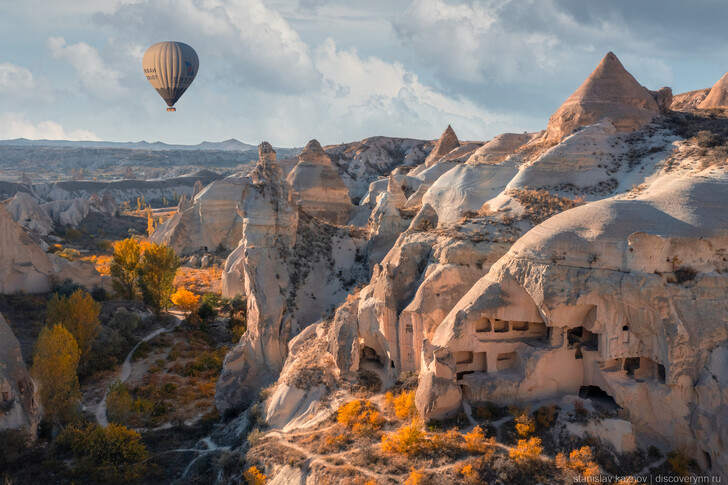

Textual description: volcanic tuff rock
[423,125,460,168]
[466,133,535,165]
[217,143,370,414]
[286,140,353,225]
[422,176,728,476]
[0,314,40,435]
[6,192,54,235]
[0,203,104,293]
[545,52,659,141]
[699,72,728,109]
[150,174,247,256]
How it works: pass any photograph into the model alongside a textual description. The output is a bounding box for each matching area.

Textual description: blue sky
[1,0,728,146]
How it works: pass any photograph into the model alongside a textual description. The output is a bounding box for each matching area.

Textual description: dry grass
[506,188,584,224]
[173,266,222,294]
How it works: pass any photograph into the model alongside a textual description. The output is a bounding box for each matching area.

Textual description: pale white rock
[42,198,89,226]
[423,176,728,476]
[150,173,247,256]
[467,133,535,165]
[6,192,54,235]
[423,161,518,224]
[0,313,40,435]
[286,139,352,225]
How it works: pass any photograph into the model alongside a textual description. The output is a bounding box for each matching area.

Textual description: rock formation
[420,176,728,476]
[699,72,728,109]
[217,143,371,414]
[0,202,105,293]
[286,140,353,225]
[42,198,89,227]
[466,133,534,165]
[6,192,54,236]
[150,174,247,256]
[545,52,660,141]
[0,314,40,435]
[423,125,460,168]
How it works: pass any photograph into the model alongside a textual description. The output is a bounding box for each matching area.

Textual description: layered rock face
[0,314,40,435]
[286,140,353,225]
[6,192,54,235]
[216,143,370,414]
[420,176,728,476]
[698,72,728,109]
[545,52,660,141]
[0,202,104,294]
[151,174,247,256]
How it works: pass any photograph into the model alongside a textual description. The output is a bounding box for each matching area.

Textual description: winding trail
[92,311,184,427]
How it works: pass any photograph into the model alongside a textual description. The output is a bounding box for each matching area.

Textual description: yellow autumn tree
[385,390,418,420]
[46,289,100,370]
[404,467,426,485]
[138,243,180,313]
[336,399,385,435]
[145,207,155,236]
[31,324,81,426]
[171,288,200,315]
[556,446,600,479]
[381,420,428,456]
[110,238,142,300]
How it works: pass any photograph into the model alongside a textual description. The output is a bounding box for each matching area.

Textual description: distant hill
[0,138,258,151]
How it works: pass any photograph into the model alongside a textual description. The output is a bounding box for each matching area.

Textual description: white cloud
[0,112,100,141]
[0,63,35,96]
[95,0,321,93]
[47,36,127,98]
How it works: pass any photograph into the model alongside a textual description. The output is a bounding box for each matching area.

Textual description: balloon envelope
[143,41,199,109]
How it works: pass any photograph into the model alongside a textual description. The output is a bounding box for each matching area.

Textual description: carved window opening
[475,317,491,333]
[511,321,528,332]
[493,319,508,333]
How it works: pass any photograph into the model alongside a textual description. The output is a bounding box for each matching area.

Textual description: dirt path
[90,311,184,427]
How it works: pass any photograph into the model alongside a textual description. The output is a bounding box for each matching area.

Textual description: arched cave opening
[360,346,383,367]
[579,385,620,411]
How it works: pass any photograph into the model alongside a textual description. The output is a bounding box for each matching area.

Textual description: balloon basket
[167,107,176,112]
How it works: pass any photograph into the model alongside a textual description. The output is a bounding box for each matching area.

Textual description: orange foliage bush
[381,420,427,456]
[463,425,488,454]
[404,467,426,485]
[509,437,543,464]
[515,413,535,437]
[337,400,385,435]
[244,465,267,484]
[556,446,600,478]
[385,390,418,420]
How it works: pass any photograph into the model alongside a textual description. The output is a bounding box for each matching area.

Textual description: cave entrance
[567,327,598,351]
[361,346,383,367]
[579,385,620,411]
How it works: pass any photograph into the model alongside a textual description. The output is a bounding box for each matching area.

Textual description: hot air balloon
[142,41,199,112]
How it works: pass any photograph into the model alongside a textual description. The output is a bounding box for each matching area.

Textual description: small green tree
[31,324,81,427]
[110,238,142,300]
[138,243,180,313]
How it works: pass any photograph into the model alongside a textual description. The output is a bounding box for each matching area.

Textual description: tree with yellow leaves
[110,238,142,300]
[145,207,155,236]
[171,288,200,316]
[46,289,100,370]
[31,324,81,426]
[138,243,180,313]
[515,413,535,437]
[385,390,418,420]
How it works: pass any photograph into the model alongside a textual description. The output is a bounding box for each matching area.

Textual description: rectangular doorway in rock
[567,326,599,351]
[454,351,474,365]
